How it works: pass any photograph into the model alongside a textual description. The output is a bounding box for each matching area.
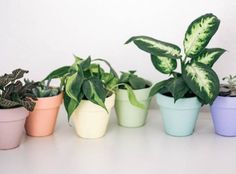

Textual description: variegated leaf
[183,62,219,104]
[151,55,177,74]
[184,13,220,57]
[193,48,226,67]
[0,97,20,108]
[125,36,181,59]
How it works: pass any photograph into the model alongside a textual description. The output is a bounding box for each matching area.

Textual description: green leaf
[82,79,107,111]
[151,54,177,74]
[123,84,145,109]
[165,77,190,102]
[149,79,171,97]
[125,36,181,59]
[65,73,83,102]
[64,92,80,121]
[44,66,70,81]
[0,97,20,108]
[128,76,146,89]
[80,56,91,70]
[184,13,220,57]
[183,62,219,104]
[192,48,226,67]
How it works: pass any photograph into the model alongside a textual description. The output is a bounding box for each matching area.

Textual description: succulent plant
[45,56,143,121]
[0,69,37,111]
[119,71,151,90]
[25,79,60,98]
[220,75,236,97]
[126,13,225,104]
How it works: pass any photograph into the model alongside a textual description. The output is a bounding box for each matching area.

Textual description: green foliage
[0,69,37,111]
[126,13,225,105]
[25,79,60,98]
[45,56,144,121]
[220,75,236,97]
[119,71,150,90]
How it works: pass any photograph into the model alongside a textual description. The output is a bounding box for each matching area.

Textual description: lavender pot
[211,96,236,136]
[0,107,28,150]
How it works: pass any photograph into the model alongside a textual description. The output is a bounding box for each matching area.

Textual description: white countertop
[1,109,236,174]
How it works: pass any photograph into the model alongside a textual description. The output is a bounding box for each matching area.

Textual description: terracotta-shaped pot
[0,107,28,150]
[115,85,152,128]
[211,96,236,136]
[72,94,115,139]
[156,93,201,137]
[25,93,63,137]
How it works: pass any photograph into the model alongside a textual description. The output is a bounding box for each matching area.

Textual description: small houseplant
[45,56,141,138]
[0,69,37,149]
[115,71,152,127]
[211,75,236,136]
[126,13,225,136]
[24,80,63,137]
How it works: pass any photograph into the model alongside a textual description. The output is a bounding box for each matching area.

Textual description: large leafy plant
[0,69,37,111]
[126,13,225,104]
[119,71,151,90]
[45,56,143,120]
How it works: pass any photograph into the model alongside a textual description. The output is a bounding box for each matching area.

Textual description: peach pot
[0,107,28,150]
[72,94,115,139]
[25,93,63,137]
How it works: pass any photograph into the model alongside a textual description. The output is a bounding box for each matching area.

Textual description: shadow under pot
[0,107,28,150]
[71,94,115,139]
[211,96,236,136]
[25,93,63,137]
[115,85,152,128]
[156,93,201,137]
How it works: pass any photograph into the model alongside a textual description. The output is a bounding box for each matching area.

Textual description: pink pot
[0,107,28,150]
[25,93,63,137]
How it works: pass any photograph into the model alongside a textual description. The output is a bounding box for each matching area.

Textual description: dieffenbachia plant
[126,13,225,104]
[220,75,236,97]
[119,71,151,90]
[44,56,143,121]
[0,69,37,111]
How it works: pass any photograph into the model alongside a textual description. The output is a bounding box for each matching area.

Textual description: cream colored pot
[72,94,115,139]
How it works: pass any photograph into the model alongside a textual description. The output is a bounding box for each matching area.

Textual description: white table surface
[1,108,236,174]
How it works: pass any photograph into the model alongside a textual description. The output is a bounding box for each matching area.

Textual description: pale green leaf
[151,55,177,74]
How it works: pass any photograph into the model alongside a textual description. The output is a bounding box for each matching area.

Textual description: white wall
[0,0,235,108]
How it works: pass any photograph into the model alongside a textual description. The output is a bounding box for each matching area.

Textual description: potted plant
[24,80,63,137]
[126,13,225,136]
[211,75,236,136]
[44,56,142,138]
[0,69,37,150]
[115,71,152,127]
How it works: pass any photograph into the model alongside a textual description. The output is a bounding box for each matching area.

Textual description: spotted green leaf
[125,36,181,59]
[184,13,220,57]
[193,48,226,67]
[183,62,219,104]
[151,55,177,74]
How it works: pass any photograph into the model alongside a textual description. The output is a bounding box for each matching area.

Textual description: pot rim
[35,92,63,101]
[157,92,198,100]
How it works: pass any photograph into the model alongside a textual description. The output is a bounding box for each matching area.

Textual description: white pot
[72,94,115,139]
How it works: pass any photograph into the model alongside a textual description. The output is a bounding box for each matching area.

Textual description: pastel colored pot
[211,96,236,136]
[0,107,28,150]
[72,94,115,139]
[115,85,152,127]
[25,93,63,137]
[156,93,201,137]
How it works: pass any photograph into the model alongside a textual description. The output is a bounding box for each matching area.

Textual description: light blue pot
[156,93,201,137]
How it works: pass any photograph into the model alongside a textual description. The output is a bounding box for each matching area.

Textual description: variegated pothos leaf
[151,55,177,74]
[193,48,225,67]
[183,62,219,104]
[125,36,181,59]
[184,13,220,57]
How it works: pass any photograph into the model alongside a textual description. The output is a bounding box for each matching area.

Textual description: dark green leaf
[129,76,146,89]
[44,66,70,81]
[149,79,171,97]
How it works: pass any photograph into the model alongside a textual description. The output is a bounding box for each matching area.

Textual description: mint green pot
[115,86,152,128]
[156,93,201,136]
